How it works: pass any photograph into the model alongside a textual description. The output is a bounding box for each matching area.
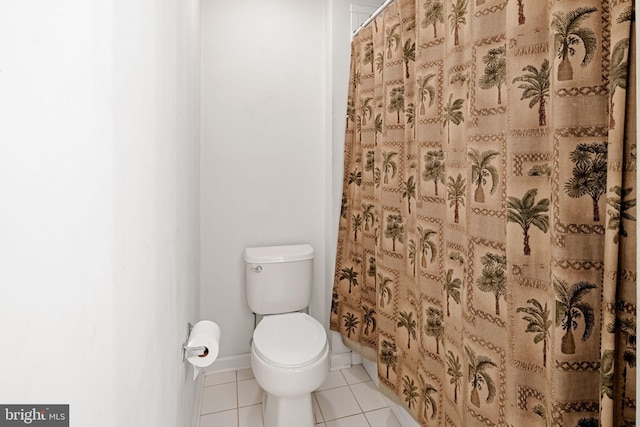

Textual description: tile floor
[198,364,402,427]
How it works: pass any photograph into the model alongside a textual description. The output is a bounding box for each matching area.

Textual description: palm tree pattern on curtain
[331,0,636,425]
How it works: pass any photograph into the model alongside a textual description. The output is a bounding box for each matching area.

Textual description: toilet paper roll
[187,320,220,380]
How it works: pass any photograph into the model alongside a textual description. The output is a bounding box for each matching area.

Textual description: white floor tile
[201,382,238,415]
[200,366,402,427]
[341,365,371,384]
[315,385,362,421]
[237,378,263,407]
[316,370,348,391]
[204,370,236,387]
[325,413,370,427]
[199,409,237,427]
[364,407,402,427]
[236,367,255,381]
[238,404,263,427]
[350,381,388,412]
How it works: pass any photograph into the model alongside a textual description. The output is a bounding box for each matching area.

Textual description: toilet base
[262,390,314,427]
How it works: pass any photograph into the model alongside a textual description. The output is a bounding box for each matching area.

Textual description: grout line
[235,372,240,427]
[343,366,372,422]
[312,392,325,424]
[346,381,369,424]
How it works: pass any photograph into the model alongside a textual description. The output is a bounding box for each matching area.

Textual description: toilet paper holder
[182,322,209,361]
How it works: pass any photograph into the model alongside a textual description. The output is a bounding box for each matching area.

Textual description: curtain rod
[353,0,396,36]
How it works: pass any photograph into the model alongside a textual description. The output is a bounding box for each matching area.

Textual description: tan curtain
[330,0,636,425]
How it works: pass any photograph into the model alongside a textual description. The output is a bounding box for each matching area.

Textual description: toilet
[244,244,329,427]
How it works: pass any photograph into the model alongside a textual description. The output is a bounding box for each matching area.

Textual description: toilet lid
[253,312,327,367]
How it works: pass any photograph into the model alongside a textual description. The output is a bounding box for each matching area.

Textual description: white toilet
[244,244,329,427]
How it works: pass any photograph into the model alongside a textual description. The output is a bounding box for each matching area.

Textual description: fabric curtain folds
[330,0,636,425]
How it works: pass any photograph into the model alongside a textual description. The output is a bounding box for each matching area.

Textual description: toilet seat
[253,312,327,368]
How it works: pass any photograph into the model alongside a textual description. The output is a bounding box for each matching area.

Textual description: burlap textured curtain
[330,0,636,425]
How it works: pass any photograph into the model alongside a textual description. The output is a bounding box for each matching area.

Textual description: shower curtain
[330,0,636,425]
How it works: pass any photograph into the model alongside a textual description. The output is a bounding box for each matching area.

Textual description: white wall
[200,0,390,366]
[0,1,200,426]
[200,0,329,360]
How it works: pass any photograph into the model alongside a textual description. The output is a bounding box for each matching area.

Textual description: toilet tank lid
[244,244,315,264]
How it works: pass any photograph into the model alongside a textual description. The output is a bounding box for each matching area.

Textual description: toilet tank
[244,244,315,315]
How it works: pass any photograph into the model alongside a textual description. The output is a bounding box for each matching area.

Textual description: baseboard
[329,352,352,371]
[203,353,251,375]
[350,351,363,366]
[207,350,352,374]
[361,359,378,387]
[386,401,421,427]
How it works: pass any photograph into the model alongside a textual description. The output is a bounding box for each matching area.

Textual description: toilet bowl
[250,312,329,427]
